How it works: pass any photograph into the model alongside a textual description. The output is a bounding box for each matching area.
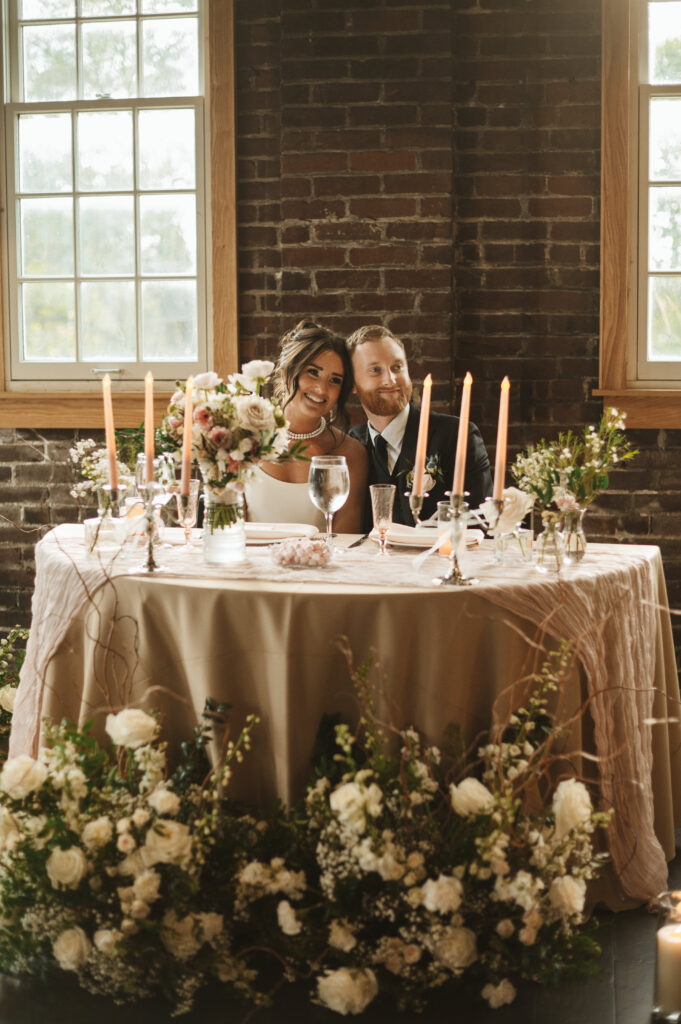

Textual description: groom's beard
[355,380,412,420]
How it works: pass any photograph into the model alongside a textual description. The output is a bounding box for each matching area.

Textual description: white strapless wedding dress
[245,465,325,530]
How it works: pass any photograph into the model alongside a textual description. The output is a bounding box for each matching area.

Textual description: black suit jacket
[349,404,492,529]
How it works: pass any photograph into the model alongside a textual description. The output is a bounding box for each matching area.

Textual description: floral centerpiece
[511,408,637,566]
[161,362,296,563]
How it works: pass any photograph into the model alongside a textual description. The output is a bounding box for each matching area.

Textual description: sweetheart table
[10,525,681,908]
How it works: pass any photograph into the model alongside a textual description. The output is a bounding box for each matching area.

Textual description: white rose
[0,809,19,852]
[450,777,495,816]
[143,820,192,866]
[105,709,157,749]
[548,875,586,919]
[147,788,181,816]
[421,874,463,915]
[53,926,91,971]
[430,926,478,972]
[193,371,221,389]
[133,869,161,903]
[552,779,592,840]
[46,846,89,890]
[0,686,17,714]
[240,359,275,382]
[234,394,275,434]
[329,919,357,952]
[93,928,121,955]
[117,833,136,854]
[317,968,378,1016]
[330,782,366,832]
[482,979,516,1008]
[277,900,301,936]
[1,755,47,800]
[81,816,113,851]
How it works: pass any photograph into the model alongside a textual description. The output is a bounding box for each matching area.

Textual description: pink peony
[208,426,230,447]
[194,406,213,429]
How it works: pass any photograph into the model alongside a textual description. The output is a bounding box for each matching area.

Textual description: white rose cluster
[317,967,378,1016]
[450,777,495,817]
[552,779,593,840]
[53,926,91,971]
[329,779,383,835]
[46,846,89,890]
[420,874,463,915]
[0,755,47,800]
[105,709,157,750]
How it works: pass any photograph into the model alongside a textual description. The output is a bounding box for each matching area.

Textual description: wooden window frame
[0,0,237,429]
[597,0,681,427]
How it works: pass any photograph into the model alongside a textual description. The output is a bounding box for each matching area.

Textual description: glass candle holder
[654,890,681,1021]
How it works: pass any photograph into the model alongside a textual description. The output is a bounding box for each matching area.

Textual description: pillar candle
[492,376,510,500]
[144,371,154,485]
[411,374,432,497]
[452,372,472,496]
[656,923,681,1014]
[101,375,118,490]
[180,377,194,496]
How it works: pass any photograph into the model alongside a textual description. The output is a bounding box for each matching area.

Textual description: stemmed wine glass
[308,455,350,546]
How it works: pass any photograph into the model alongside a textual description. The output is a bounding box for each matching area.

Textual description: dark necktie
[373,433,390,477]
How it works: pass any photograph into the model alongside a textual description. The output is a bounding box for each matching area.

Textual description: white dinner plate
[163,523,318,546]
[368,525,484,549]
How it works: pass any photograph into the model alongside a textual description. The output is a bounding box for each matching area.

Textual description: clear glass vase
[534,513,564,574]
[562,506,587,565]
[202,488,246,565]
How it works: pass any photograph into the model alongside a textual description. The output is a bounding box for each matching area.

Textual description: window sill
[0,391,173,429]
[593,389,681,428]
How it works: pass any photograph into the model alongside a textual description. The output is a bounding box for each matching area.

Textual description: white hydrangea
[317,968,378,1016]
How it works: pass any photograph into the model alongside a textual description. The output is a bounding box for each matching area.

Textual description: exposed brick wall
[3,0,681,656]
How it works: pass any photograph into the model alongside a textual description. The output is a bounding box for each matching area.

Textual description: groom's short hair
[345,324,406,356]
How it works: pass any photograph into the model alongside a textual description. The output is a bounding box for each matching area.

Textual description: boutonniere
[396,454,444,494]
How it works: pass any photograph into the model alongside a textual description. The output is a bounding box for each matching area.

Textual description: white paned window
[638,0,681,380]
[3,0,207,387]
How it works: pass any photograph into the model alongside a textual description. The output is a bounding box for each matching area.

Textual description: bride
[245,320,368,532]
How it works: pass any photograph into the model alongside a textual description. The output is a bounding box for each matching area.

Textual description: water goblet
[308,455,350,546]
[370,484,395,556]
[174,478,201,548]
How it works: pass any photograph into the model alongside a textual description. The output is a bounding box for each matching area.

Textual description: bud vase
[562,506,587,565]
[535,513,564,574]
[202,488,246,564]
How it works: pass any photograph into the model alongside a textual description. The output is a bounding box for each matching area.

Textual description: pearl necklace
[287,416,327,441]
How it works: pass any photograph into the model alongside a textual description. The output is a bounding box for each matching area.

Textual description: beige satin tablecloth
[12,527,681,908]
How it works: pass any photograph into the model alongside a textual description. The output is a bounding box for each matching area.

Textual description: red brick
[282,247,346,268]
[349,197,418,218]
[348,151,417,172]
[314,175,380,197]
[282,152,348,174]
[349,245,417,266]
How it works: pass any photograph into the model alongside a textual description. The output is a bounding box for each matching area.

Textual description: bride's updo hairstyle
[274,319,353,431]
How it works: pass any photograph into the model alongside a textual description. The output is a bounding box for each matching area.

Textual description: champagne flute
[308,455,350,545]
[370,484,396,556]
[174,478,201,548]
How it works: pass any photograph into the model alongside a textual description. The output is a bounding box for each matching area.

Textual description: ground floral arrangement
[0,645,609,1017]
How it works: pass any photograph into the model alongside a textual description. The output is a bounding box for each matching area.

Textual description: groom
[346,325,492,528]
